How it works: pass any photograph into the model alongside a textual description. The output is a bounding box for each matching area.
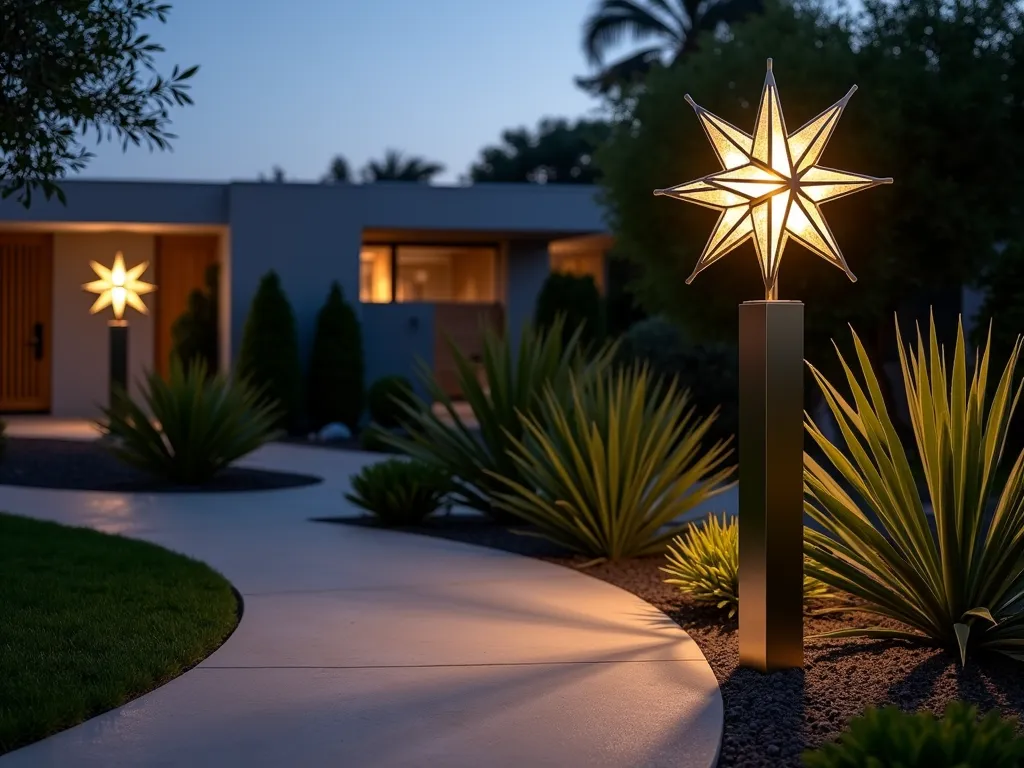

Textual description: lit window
[395,246,497,303]
[360,246,392,303]
[550,250,605,293]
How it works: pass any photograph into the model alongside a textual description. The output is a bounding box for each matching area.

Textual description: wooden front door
[0,234,52,412]
[434,303,505,398]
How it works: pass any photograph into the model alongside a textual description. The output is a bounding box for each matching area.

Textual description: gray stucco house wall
[0,180,610,417]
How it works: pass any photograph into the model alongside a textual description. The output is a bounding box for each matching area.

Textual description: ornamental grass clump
[489,365,735,560]
[100,358,282,485]
[384,318,617,522]
[802,701,1024,768]
[345,459,451,526]
[804,314,1024,664]
[662,514,830,617]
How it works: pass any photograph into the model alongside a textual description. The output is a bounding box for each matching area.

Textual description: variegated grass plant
[804,314,1024,664]
[489,365,735,560]
[663,514,831,618]
[384,318,617,522]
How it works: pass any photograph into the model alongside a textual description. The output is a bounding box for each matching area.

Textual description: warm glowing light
[654,59,892,300]
[83,251,156,320]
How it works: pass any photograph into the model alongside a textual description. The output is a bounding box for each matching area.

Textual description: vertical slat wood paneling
[433,303,505,398]
[154,234,219,378]
[0,233,52,412]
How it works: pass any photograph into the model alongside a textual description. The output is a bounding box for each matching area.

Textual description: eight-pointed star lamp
[82,252,156,406]
[654,59,891,672]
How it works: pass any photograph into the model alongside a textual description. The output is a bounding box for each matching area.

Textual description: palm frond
[582,0,686,66]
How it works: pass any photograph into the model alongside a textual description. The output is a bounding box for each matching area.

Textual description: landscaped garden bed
[0,512,240,756]
[326,308,1024,767]
[0,437,320,492]
[323,513,1024,767]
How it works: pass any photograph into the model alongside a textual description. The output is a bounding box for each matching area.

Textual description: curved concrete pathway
[0,437,722,768]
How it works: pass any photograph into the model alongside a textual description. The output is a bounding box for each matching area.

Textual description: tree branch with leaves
[0,0,198,207]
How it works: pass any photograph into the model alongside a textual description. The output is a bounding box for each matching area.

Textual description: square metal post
[109,320,128,407]
[738,300,804,671]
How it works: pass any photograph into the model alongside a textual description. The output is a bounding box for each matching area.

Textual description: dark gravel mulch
[324,514,1024,768]
[0,438,321,493]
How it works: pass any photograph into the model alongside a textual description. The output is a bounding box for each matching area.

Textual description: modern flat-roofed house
[0,180,611,418]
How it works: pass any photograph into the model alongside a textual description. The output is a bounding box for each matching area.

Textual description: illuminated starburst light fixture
[83,251,156,320]
[654,58,892,300]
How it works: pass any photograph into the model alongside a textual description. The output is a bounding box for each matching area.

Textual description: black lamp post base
[109,320,128,407]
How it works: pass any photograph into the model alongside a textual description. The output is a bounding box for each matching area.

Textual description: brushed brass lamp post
[654,59,891,671]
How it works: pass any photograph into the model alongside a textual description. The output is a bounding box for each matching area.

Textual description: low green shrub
[490,365,735,560]
[236,270,303,433]
[367,375,416,428]
[345,459,451,526]
[662,514,831,618]
[805,314,1024,664]
[307,282,364,431]
[803,701,1024,768]
[618,316,738,448]
[534,272,605,346]
[385,318,617,523]
[99,358,282,485]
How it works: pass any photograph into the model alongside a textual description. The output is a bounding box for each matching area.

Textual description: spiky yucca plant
[489,365,735,560]
[384,318,617,521]
[100,358,282,485]
[662,514,831,617]
[804,314,1024,664]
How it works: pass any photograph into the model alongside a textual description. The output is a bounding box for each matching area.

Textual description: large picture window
[359,244,498,303]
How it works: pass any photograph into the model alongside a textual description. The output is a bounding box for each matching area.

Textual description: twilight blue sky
[81,0,613,184]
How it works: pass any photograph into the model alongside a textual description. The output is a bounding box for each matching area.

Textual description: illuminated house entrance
[360,242,504,397]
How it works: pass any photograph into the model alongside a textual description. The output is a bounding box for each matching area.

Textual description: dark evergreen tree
[534,272,605,347]
[307,282,364,430]
[236,271,303,432]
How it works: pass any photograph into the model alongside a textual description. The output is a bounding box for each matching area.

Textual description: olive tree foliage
[0,0,198,207]
[596,0,1024,384]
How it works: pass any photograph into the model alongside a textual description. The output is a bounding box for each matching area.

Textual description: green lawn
[0,512,239,755]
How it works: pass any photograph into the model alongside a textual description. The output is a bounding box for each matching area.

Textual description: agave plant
[662,514,831,617]
[489,365,735,560]
[100,358,282,485]
[384,318,617,521]
[804,314,1024,663]
[345,458,451,526]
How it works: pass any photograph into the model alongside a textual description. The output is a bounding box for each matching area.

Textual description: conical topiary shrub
[307,282,364,430]
[236,270,302,432]
[170,263,219,377]
[534,272,605,347]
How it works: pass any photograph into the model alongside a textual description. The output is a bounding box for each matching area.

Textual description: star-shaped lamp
[83,251,156,320]
[655,59,892,299]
